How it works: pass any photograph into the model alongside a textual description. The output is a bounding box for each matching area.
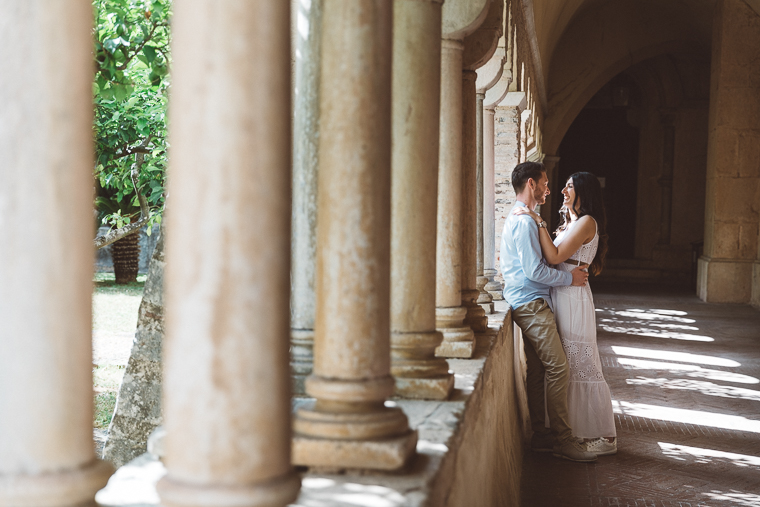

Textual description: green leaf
[143,45,157,63]
[113,85,128,101]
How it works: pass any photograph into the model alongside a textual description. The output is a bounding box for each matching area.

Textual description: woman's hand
[513,206,541,224]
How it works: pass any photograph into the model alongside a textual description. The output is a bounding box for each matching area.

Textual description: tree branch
[94,137,152,250]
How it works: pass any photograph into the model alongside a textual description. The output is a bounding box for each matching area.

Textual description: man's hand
[571,265,589,286]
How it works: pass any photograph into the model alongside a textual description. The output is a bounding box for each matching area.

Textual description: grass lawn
[93,272,146,429]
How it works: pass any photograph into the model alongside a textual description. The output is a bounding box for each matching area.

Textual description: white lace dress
[550,219,616,439]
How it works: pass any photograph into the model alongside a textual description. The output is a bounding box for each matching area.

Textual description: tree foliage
[93,0,170,237]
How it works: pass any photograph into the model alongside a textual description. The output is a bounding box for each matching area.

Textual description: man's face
[532,172,550,205]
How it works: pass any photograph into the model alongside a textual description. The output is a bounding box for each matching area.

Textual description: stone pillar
[476,92,495,314]
[291,0,322,395]
[483,106,502,299]
[519,109,532,164]
[292,0,417,470]
[493,92,526,285]
[540,155,560,229]
[0,3,113,505]
[658,111,676,245]
[436,39,476,358]
[157,3,300,506]
[698,0,760,303]
[461,70,489,333]
[391,0,453,400]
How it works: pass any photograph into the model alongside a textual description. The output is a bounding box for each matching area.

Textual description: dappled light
[613,400,760,433]
[299,479,406,507]
[702,491,760,506]
[612,345,740,367]
[659,442,760,468]
[627,377,760,401]
[595,307,715,342]
[615,358,758,384]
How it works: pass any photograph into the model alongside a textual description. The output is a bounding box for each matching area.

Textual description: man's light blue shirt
[500,201,572,311]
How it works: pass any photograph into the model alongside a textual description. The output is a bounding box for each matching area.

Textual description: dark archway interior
[557,75,641,259]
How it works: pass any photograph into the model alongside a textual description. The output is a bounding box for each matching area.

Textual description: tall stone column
[493,91,526,285]
[483,106,502,299]
[292,0,417,470]
[0,3,113,506]
[698,0,760,303]
[658,111,676,245]
[540,155,560,229]
[475,92,495,314]
[291,0,322,394]
[391,0,453,400]
[157,3,300,506]
[461,70,489,333]
[436,39,476,358]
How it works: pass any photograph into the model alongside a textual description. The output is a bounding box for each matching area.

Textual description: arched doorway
[556,73,641,259]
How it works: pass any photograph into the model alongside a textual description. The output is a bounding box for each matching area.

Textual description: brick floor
[520,283,760,507]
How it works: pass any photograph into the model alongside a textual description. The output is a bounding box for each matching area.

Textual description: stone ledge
[95,303,528,507]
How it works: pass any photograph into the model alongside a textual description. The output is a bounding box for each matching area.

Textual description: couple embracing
[501,161,616,463]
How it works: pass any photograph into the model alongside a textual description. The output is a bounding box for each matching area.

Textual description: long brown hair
[555,172,608,276]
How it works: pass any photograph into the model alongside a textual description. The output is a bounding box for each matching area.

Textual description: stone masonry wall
[493,105,520,282]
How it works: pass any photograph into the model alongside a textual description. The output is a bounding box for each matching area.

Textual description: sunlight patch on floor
[626,377,760,401]
[612,400,760,433]
[659,442,760,467]
[615,358,758,384]
[612,346,740,367]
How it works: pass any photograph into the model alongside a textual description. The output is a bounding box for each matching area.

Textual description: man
[501,161,597,462]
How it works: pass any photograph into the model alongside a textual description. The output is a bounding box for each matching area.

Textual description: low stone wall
[96,304,531,506]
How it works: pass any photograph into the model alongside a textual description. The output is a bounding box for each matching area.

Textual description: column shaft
[158,3,300,506]
[291,0,323,394]
[293,0,417,471]
[461,70,488,332]
[391,0,453,400]
[0,2,113,505]
[475,92,494,314]
[435,39,476,358]
[483,107,503,300]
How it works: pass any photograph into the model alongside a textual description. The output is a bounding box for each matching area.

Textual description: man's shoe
[530,432,556,453]
[553,439,598,462]
[586,437,617,456]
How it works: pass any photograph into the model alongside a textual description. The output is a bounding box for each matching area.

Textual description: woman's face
[561,178,579,211]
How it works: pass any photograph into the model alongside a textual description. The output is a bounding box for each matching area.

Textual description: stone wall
[493,105,520,280]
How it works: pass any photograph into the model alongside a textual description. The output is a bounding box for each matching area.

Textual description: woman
[514,171,616,456]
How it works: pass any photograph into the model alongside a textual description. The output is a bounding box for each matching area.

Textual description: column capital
[442,38,465,51]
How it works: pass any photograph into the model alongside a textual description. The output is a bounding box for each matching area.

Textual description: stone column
[698,0,760,303]
[520,109,532,164]
[658,110,676,245]
[0,3,113,506]
[540,155,560,229]
[483,106,502,299]
[391,0,453,400]
[493,92,526,285]
[436,39,476,358]
[461,70,489,333]
[291,0,322,395]
[157,3,300,506]
[292,0,417,471]
[475,92,495,314]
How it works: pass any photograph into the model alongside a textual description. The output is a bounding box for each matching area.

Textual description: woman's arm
[512,208,596,264]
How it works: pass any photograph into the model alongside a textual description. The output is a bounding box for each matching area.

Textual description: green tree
[93,0,170,252]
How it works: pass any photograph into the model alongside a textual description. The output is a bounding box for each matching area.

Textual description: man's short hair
[511,161,546,194]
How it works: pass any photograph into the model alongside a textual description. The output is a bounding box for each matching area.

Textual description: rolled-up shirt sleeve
[512,217,572,287]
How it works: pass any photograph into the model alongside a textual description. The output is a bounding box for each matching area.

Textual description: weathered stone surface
[102,229,165,468]
[292,431,418,472]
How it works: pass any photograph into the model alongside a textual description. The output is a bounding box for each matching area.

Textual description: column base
[484,282,503,300]
[476,276,494,314]
[391,331,454,399]
[0,459,113,507]
[292,430,418,472]
[158,471,301,507]
[394,374,454,400]
[291,328,314,395]
[462,289,488,333]
[697,256,753,303]
[435,306,475,358]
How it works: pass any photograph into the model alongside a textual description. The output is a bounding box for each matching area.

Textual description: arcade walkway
[521,283,760,507]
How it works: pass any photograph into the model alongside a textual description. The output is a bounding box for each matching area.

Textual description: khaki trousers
[511,298,573,443]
